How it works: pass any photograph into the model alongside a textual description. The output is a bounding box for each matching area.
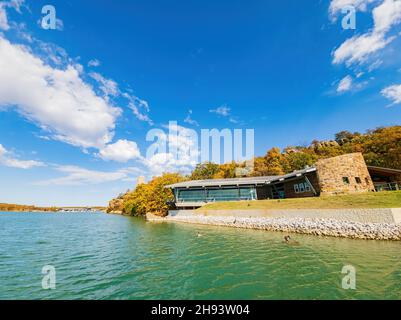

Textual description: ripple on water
[0,212,400,300]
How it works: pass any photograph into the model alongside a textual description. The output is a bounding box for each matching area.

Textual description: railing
[374,182,400,192]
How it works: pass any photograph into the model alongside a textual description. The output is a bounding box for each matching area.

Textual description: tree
[361,126,401,168]
[213,162,238,179]
[335,130,360,145]
[121,173,186,217]
[285,151,318,172]
[264,147,289,175]
[251,157,270,176]
[190,162,220,180]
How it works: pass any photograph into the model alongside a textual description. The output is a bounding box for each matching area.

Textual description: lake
[0,212,400,300]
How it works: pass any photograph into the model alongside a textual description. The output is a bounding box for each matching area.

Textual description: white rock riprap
[147,215,401,241]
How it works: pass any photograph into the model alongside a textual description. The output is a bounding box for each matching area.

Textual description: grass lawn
[199,191,401,210]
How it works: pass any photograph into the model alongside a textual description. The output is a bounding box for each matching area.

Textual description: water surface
[0,212,400,300]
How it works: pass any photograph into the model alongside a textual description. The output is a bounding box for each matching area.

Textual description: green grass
[199,191,401,210]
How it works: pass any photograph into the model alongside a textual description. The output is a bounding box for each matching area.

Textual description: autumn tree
[213,162,238,179]
[190,162,220,180]
[123,173,185,217]
[285,151,318,172]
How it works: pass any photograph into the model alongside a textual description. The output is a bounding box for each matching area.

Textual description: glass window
[208,188,238,201]
[299,183,305,192]
[294,184,299,193]
[177,187,257,203]
[355,177,362,184]
[343,177,350,185]
[304,183,311,192]
[239,187,256,200]
[177,189,205,202]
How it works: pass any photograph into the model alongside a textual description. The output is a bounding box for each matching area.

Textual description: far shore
[0,203,106,213]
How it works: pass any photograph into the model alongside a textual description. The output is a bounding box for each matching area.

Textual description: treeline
[0,203,58,212]
[107,125,401,216]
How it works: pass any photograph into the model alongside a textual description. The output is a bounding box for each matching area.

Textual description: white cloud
[210,105,231,117]
[123,93,154,125]
[0,0,25,30]
[88,59,101,67]
[184,109,199,126]
[337,75,353,92]
[8,0,24,13]
[332,0,401,66]
[56,18,64,31]
[0,3,156,163]
[161,122,199,152]
[0,3,9,30]
[0,36,121,149]
[373,0,401,33]
[145,152,196,176]
[35,165,132,186]
[333,32,394,65]
[368,59,383,71]
[209,105,241,124]
[98,139,141,163]
[329,0,377,16]
[144,123,199,175]
[90,72,119,97]
[0,144,6,156]
[381,84,401,104]
[0,143,45,169]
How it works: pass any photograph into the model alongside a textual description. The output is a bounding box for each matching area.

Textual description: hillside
[107,125,401,216]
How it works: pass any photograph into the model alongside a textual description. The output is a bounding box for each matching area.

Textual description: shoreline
[147,214,401,241]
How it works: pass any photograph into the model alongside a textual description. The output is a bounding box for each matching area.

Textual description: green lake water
[0,212,400,300]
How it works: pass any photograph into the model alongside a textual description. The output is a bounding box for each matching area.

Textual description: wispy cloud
[337,75,353,93]
[90,72,119,97]
[210,105,231,117]
[209,104,241,124]
[0,143,45,169]
[0,4,153,159]
[331,0,401,66]
[184,109,199,126]
[381,84,401,105]
[0,36,121,149]
[0,0,25,31]
[34,165,142,186]
[88,59,101,67]
[143,123,199,176]
[124,93,154,126]
[329,0,378,18]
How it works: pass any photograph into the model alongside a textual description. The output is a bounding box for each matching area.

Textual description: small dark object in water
[283,235,300,245]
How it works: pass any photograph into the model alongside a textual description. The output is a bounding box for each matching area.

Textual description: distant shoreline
[0,203,106,213]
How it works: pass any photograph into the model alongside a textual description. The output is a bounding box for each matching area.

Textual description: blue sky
[0,0,400,206]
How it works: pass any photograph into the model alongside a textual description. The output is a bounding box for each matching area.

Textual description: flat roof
[367,166,401,174]
[166,167,317,189]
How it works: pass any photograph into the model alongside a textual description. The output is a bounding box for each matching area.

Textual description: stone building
[166,153,401,209]
[315,153,375,195]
